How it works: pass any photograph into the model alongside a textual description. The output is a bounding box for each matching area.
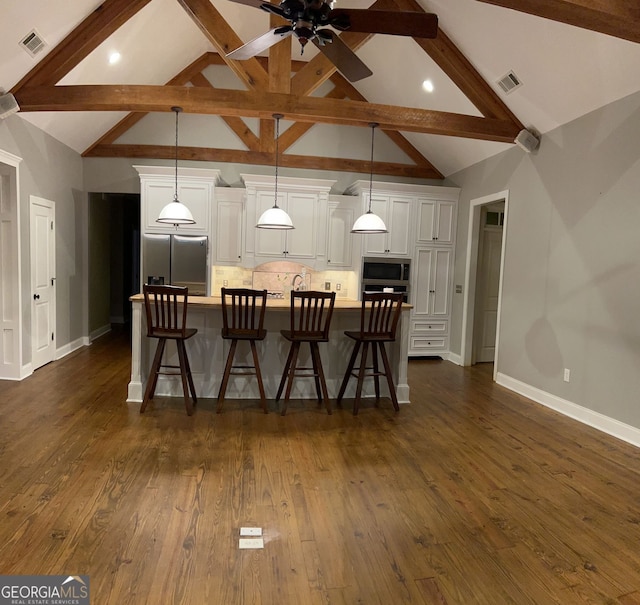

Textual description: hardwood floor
[2,327,640,604]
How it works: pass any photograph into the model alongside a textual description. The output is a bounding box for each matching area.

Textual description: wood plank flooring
[1,326,640,604]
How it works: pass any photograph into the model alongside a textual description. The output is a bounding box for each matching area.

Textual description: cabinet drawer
[411,320,448,334]
[410,336,448,351]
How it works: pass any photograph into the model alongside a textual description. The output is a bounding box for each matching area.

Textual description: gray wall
[0,115,86,364]
[448,89,640,429]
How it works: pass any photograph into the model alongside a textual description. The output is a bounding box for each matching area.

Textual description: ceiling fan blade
[312,32,373,82]
[329,9,438,38]
[227,27,293,60]
[225,0,275,8]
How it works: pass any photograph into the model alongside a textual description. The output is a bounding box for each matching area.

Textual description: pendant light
[351,122,388,234]
[256,114,294,230]
[156,106,195,226]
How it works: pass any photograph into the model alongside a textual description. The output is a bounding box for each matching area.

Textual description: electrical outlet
[324,281,331,291]
[223,280,228,287]
[563,368,570,382]
[336,283,341,291]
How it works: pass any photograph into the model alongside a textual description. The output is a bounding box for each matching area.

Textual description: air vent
[20,29,46,57]
[497,70,522,94]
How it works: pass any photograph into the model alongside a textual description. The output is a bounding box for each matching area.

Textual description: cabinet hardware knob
[34,294,40,300]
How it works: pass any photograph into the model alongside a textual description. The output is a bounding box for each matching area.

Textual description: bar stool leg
[337,340,361,406]
[281,342,301,416]
[371,341,381,404]
[379,342,400,412]
[309,343,323,403]
[217,340,237,413]
[250,340,268,414]
[176,341,195,416]
[182,343,197,403]
[311,342,331,415]
[276,343,295,402]
[353,342,369,416]
[141,338,166,413]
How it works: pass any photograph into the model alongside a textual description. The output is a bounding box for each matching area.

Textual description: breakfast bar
[127,294,411,407]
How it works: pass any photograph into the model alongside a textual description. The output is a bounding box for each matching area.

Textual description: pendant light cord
[273,113,283,208]
[173,107,180,201]
[368,123,378,213]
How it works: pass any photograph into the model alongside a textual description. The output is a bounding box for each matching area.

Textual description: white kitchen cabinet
[135,165,221,236]
[409,246,454,356]
[214,188,244,265]
[417,198,457,245]
[325,197,357,268]
[242,174,335,266]
[361,194,413,256]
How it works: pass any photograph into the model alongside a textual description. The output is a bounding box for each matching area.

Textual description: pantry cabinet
[214,188,244,265]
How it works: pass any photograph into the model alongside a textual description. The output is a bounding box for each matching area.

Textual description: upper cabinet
[362,194,413,256]
[214,188,244,265]
[325,195,359,268]
[417,198,457,245]
[135,165,221,235]
[242,174,335,267]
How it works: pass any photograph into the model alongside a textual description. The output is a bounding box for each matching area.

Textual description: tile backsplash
[212,263,358,299]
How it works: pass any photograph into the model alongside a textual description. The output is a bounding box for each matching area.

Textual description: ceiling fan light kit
[156,106,195,226]
[256,113,295,230]
[352,122,388,235]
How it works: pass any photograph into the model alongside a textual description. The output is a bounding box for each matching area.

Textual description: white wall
[448,89,640,430]
[0,114,86,364]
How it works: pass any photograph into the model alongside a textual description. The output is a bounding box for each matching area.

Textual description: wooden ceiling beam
[177,0,269,89]
[11,0,153,94]
[16,84,520,142]
[476,0,640,43]
[83,144,442,179]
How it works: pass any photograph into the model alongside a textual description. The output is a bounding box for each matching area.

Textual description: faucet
[291,273,306,291]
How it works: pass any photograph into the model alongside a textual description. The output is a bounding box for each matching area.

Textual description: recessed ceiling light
[108,52,121,65]
[422,79,434,93]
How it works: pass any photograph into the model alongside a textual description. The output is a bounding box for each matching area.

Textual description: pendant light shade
[156,107,195,226]
[351,122,388,234]
[256,114,294,230]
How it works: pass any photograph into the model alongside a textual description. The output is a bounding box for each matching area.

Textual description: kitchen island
[127,294,411,407]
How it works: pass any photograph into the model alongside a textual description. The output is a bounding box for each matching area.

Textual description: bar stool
[217,288,268,414]
[141,284,198,415]
[337,292,404,415]
[276,290,336,416]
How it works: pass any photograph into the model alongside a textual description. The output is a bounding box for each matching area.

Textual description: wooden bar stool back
[142,284,198,415]
[276,290,336,416]
[337,292,404,415]
[217,288,268,413]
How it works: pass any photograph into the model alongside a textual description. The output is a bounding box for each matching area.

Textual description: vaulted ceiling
[4,0,640,178]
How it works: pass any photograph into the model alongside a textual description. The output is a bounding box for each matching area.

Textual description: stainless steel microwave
[361,257,411,283]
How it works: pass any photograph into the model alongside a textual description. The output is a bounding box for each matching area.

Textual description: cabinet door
[363,196,390,255]
[216,200,243,263]
[177,182,210,233]
[387,197,412,255]
[285,192,317,258]
[143,181,175,231]
[412,247,435,315]
[326,203,354,267]
[417,199,456,244]
[255,191,286,257]
[431,248,453,316]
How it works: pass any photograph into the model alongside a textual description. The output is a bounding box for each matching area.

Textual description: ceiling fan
[226,0,438,82]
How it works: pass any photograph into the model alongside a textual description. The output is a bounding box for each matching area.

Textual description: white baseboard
[447,351,462,366]
[90,324,112,342]
[497,372,640,448]
[56,336,87,360]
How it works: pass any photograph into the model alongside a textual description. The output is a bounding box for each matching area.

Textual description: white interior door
[473,220,503,363]
[30,196,56,370]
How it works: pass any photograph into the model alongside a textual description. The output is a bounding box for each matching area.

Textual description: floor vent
[20,29,46,57]
[496,70,522,94]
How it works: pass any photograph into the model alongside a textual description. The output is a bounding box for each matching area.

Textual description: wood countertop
[130,293,412,310]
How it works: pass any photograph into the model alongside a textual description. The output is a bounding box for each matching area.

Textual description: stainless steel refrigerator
[142,233,208,296]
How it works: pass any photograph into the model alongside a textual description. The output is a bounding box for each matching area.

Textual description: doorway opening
[460,190,509,379]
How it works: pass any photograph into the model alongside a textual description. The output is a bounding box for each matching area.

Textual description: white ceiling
[3,0,640,177]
